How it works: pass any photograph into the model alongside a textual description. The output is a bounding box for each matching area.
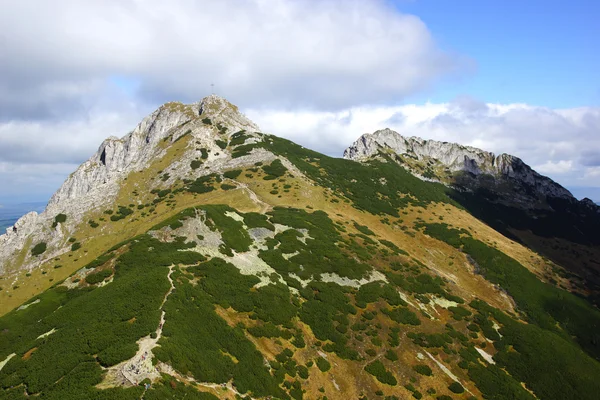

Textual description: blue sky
[0,0,598,205]
[396,0,600,107]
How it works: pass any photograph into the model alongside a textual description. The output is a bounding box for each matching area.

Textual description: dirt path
[234,181,270,213]
[157,362,243,398]
[99,265,175,389]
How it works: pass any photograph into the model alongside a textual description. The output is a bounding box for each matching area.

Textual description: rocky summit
[344,128,575,205]
[1,96,600,400]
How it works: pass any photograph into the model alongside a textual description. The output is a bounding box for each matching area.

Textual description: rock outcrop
[0,95,264,274]
[344,128,575,204]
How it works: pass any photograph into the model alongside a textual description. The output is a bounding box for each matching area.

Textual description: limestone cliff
[0,95,268,274]
[344,128,576,206]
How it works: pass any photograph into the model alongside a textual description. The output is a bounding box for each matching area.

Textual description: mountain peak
[0,95,268,277]
[343,128,574,206]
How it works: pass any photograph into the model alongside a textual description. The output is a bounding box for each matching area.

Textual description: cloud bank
[0,0,462,120]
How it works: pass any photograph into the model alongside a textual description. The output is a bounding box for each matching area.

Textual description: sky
[0,0,598,205]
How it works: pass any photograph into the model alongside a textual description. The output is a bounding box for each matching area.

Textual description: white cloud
[0,0,465,119]
[534,160,574,175]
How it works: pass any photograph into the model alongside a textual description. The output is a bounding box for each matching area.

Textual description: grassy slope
[2,129,600,399]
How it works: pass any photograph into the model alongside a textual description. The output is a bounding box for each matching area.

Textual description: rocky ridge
[343,128,576,204]
[0,95,271,274]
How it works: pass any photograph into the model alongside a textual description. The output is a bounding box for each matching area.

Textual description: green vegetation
[260,207,371,280]
[468,300,600,400]
[31,242,47,256]
[109,206,134,222]
[467,363,535,400]
[144,379,218,400]
[0,234,207,397]
[364,360,397,386]
[353,222,375,236]
[261,135,453,215]
[413,364,433,376]
[201,205,252,254]
[448,382,464,394]
[299,282,358,360]
[190,160,202,169]
[247,322,291,339]
[155,278,282,393]
[382,307,421,325]
[71,242,82,252]
[422,223,600,361]
[316,357,331,372]
[262,159,288,180]
[231,143,258,158]
[223,169,242,179]
[385,349,398,361]
[229,130,250,146]
[407,332,452,348]
[215,139,227,149]
[243,212,275,231]
[448,306,472,321]
[52,213,67,228]
[85,269,112,285]
[379,239,408,255]
[185,174,217,194]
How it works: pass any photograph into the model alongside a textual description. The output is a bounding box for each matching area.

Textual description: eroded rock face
[344,128,575,202]
[0,95,266,275]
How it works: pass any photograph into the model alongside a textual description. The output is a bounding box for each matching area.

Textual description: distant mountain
[345,129,600,295]
[344,128,577,206]
[1,96,599,400]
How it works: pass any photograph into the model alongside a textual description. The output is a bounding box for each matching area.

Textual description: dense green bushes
[0,234,194,397]
[52,213,67,228]
[109,206,134,222]
[316,357,331,372]
[261,207,371,280]
[262,159,288,179]
[423,223,600,361]
[382,307,421,325]
[413,364,432,376]
[185,174,217,194]
[215,139,227,149]
[229,130,250,146]
[144,379,218,400]
[223,169,242,179]
[448,382,464,394]
[299,282,358,360]
[263,135,454,215]
[364,360,397,386]
[31,242,47,256]
[85,269,112,285]
[190,160,202,169]
[201,205,252,254]
[156,273,288,397]
[353,222,375,236]
[467,363,535,400]
[243,212,275,231]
